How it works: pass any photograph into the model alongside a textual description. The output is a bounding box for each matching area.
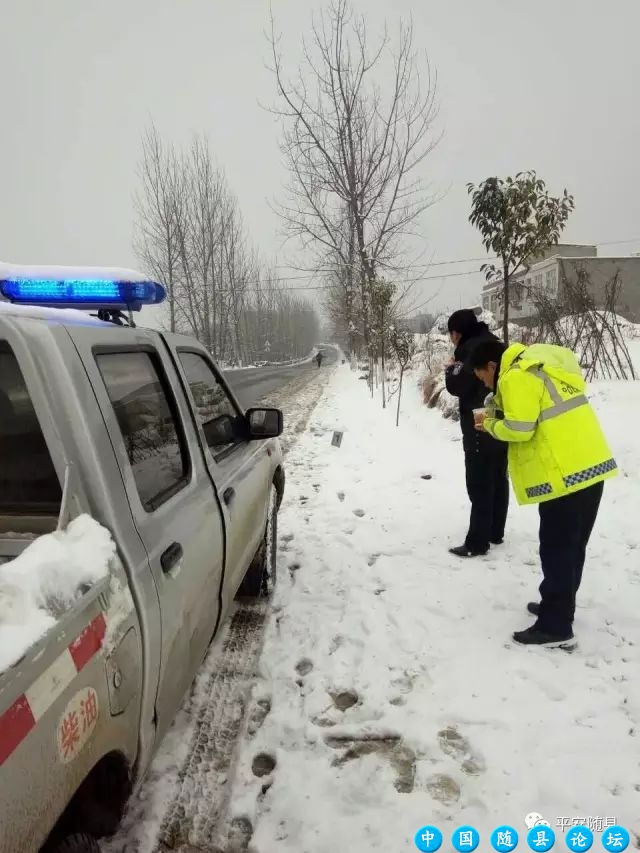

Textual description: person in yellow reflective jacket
[469,339,618,648]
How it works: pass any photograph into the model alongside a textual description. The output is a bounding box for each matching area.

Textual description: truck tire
[238,485,278,597]
[50,834,100,853]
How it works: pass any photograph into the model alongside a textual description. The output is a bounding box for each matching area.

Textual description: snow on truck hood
[0,516,116,673]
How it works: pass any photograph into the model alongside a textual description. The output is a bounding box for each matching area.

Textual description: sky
[1,0,640,325]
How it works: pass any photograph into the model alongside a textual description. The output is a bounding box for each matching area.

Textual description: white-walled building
[481,244,640,324]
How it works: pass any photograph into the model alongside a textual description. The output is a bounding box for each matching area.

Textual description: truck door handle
[161,542,183,574]
[223,487,235,506]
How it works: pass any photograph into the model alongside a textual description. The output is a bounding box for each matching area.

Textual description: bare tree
[134,126,320,365]
[269,0,439,354]
[389,326,417,425]
[134,125,186,331]
[526,267,636,381]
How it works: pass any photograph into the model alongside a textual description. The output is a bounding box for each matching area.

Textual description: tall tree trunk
[381,312,386,409]
[396,368,404,426]
[502,258,510,345]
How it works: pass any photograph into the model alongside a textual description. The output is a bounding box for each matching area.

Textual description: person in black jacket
[444,309,509,557]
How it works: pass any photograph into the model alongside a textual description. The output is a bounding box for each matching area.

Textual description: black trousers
[537,481,604,635]
[463,433,509,552]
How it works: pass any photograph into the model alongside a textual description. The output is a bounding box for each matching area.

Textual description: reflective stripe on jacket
[484,342,618,505]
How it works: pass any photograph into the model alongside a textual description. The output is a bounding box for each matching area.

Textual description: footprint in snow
[353,509,366,518]
[288,562,302,582]
[389,671,417,706]
[224,816,254,852]
[426,773,461,804]
[252,752,276,778]
[337,491,346,502]
[330,689,359,711]
[296,658,314,677]
[437,726,486,775]
[327,734,416,794]
[247,697,272,737]
[310,688,359,729]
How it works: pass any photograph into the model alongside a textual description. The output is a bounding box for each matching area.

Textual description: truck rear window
[0,342,61,516]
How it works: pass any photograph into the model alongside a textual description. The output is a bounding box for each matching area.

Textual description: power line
[273,254,499,272]
[213,267,482,296]
[182,237,640,295]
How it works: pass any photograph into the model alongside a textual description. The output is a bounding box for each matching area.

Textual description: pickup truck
[0,268,285,853]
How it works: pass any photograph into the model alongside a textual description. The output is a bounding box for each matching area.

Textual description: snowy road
[224,346,337,409]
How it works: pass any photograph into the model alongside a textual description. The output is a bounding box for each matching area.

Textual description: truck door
[66,326,225,740]
[162,336,272,606]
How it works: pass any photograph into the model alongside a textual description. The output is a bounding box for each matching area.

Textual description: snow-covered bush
[420,372,458,420]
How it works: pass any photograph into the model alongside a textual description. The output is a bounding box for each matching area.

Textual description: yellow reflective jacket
[484,343,618,505]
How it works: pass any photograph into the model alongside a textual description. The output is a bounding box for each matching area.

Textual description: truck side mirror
[202,413,237,448]
[246,408,283,440]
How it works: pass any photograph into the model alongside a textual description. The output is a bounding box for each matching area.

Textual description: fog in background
[1,0,639,327]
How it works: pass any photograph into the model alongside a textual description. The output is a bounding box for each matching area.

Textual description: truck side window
[178,351,241,456]
[96,351,190,510]
[0,342,61,518]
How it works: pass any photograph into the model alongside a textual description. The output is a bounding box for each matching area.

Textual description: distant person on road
[444,310,509,559]
[316,351,323,368]
[471,339,618,647]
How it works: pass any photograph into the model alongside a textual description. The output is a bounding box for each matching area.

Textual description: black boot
[527,602,540,616]
[512,625,575,648]
[449,544,489,558]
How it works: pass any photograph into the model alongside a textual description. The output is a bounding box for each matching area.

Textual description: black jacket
[445,323,502,443]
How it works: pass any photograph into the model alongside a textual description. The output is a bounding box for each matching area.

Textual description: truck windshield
[0,342,61,518]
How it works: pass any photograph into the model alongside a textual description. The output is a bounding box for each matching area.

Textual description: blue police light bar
[0,278,166,311]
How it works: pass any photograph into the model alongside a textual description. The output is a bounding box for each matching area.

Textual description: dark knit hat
[447,309,480,337]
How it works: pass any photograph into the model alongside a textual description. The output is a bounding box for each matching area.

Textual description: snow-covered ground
[227,352,640,849]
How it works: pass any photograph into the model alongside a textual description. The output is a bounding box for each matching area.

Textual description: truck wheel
[51,834,100,853]
[239,485,278,597]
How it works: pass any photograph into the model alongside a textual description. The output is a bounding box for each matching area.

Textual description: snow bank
[0,516,116,672]
[222,347,322,371]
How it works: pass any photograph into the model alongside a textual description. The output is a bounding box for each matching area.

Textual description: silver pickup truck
[0,268,285,853]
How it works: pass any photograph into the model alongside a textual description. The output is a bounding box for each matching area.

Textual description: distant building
[481,244,640,324]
